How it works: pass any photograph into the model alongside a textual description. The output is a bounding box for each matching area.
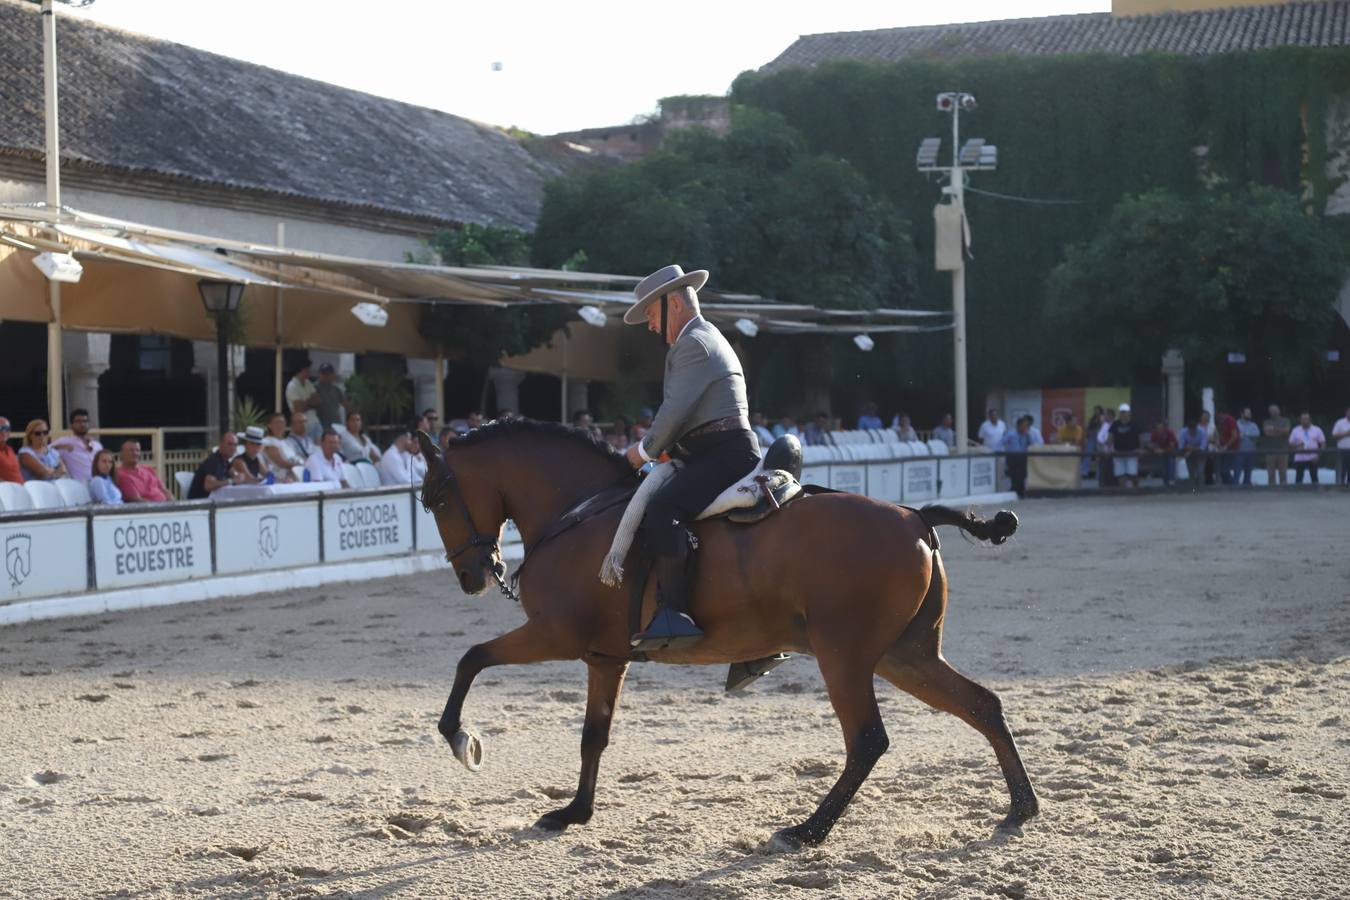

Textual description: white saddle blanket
[597,458,773,587]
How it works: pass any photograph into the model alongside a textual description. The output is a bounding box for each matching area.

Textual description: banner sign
[867,463,902,502]
[970,456,997,494]
[414,496,442,552]
[215,502,320,575]
[1,517,88,603]
[323,493,413,561]
[800,465,829,489]
[93,509,212,589]
[903,459,938,501]
[829,464,866,495]
[938,458,970,498]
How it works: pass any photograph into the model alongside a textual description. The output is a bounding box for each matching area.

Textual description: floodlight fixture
[350,301,389,327]
[916,137,942,169]
[733,318,759,337]
[577,305,607,327]
[853,333,875,352]
[31,250,83,283]
[936,91,975,112]
[958,138,985,167]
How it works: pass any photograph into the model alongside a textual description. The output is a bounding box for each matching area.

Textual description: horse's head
[417,430,506,596]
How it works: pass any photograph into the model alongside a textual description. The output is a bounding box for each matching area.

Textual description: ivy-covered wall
[733,48,1350,394]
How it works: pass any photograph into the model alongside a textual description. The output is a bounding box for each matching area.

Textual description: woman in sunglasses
[19,419,69,481]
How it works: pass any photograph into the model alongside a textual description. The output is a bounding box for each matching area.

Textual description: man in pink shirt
[114,439,170,502]
[1288,412,1327,485]
[51,408,102,482]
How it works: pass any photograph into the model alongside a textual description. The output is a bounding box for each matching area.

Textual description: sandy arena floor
[1,491,1348,899]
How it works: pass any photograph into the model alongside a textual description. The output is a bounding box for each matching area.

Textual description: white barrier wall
[869,463,903,502]
[1,517,88,602]
[903,459,939,502]
[323,491,414,561]
[93,509,212,589]
[216,502,321,575]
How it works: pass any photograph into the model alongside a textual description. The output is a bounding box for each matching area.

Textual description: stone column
[567,379,590,420]
[487,366,526,416]
[1161,349,1185,434]
[407,358,440,418]
[193,340,247,431]
[61,332,111,427]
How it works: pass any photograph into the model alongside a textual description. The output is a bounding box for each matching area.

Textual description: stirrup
[630,607,703,652]
[725,653,791,693]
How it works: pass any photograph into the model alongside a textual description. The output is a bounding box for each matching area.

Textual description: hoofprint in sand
[0,493,1347,898]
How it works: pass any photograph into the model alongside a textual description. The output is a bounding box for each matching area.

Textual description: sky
[64,0,1111,135]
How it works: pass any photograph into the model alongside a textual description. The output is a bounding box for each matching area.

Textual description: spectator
[571,409,603,440]
[187,431,239,499]
[772,415,800,439]
[894,414,919,442]
[420,408,439,435]
[1023,415,1044,446]
[87,448,123,505]
[305,430,350,488]
[632,407,653,443]
[280,411,318,469]
[1288,412,1326,484]
[857,401,883,431]
[467,410,485,430]
[259,413,300,481]
[1262,404,1291,486]
[495,408,519,421]
[1236,408,1261,486]
[437,425,457,453]
[978,409,1006,450]
[606,416,631,451]
[115,439,170,502]
[284,358,320,426]
[802,412,832,447]
[1199,411,1217,484]
[1179,416,1209,487]
[18,419,68,481]
[379,426,427,485]
[932,413,956,449]
[1083,405,1104,477]
[230,426,271,484]
[1107,403,1142,488]
[1057,412,1083,448]
[0,417,21,483]
[750,412,776,450]
[1332,404,1350,487]
[1215,413,1241,485]
[314,363,346,431]
[1147,420,1178,485]
[51,408,102,482]
[1097,408,1117,487]
[339,411,381,464]
[1001,416,1032,498]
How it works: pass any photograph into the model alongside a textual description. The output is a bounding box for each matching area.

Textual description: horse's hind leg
[773,648,889,849]
[536,659,628,832]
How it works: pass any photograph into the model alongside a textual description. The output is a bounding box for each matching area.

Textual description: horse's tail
[916,504,1018,546]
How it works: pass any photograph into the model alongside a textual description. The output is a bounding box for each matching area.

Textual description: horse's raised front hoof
[450,728,483,772]
[769,825,822,852]
[534,803,591,832]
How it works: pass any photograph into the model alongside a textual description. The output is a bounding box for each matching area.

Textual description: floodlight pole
[949,102,969,457]
[42,0,64,431]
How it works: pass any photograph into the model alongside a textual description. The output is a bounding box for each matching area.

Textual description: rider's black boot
[630,540,703,652]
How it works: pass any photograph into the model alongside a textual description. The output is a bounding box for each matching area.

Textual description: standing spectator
[1178,416,1209,487]
[1107,403,1142,488]
[284,359,320,425]
[1097,408,1117,487]
[1001,417,1032,498]
[802,412,832,447]
[1261,404,1291,486]
[230,426,271,484]
[857,401,883,431]
[1215,413,1240,485]
[87,449,123,505]
[1024,415,1044,446]
[115,439,170,502]
[894,414,919,442]
[1083,405,1104,477]
[1148,419,1178,485]
[1236,407,1261,486]
[379,426,426,485]
[51,408,101,482]
[932,413,957,449]
[305,430,350,488]
[1056,412,1083,448]
[1288,412,1326,484]
[313,363,346,431]
[18,419,68,481]
[259,413,300,481]
[606,416,631,451]
[1332,405,1350,486]
[978,408,1007,450]
[1199,411,1217,485]
[187,431,239,499]
[338,411,381,464]
[0,417,21,483]
[750,412,776,450]
[437,425,456,454]
[772,415,800,439]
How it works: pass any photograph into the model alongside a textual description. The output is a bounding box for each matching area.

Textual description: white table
[212,480,342,502]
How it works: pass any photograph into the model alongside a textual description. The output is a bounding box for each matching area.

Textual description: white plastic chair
[0,481,35,512]
[55,478,92,506]
[341,462,361,489]
[174,471,194,499]
[24,480,66,509]
[926,439,950,457]
[357,464,383,489]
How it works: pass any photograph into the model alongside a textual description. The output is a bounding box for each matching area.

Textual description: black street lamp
[197,279,245,436]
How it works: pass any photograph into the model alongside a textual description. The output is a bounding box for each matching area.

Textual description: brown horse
[417,421,1038,849]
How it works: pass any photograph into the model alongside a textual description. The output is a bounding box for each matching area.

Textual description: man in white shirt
[978,409,1006,450]
[285,360,321,435]
[378,428,427,485]
[305,430,349,488]
[1332,405,1350,486]
[1288,412,1326,485]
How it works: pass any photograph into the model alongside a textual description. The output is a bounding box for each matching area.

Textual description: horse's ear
[417,430,442,468]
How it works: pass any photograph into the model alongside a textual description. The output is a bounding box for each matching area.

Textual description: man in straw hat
[621,265,762,652]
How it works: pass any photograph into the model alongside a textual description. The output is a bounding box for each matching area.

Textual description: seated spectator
[437,425,457,453]
[802,412,832,447]
[932,413,956,449]
[0,416,21,483]
[115,439,170,502]
[187,431,239,499]
[280,411,318,468]
[467,410,485,430]
[51,408,102,482]
[632,407,653,443]
[259,413,299,481]
[230,426,272,484]
[772,415,800,439]
[606,416,631,451]
[379,426,427,485]
[305,430,350,488]
[1289,412,1326,484]
[1057,413,1083,448]
[1147,420,1178,485]
[87,448,123,505]
[571,409,603,440]
[420,408,439,435]
[338,411,381,464]
[750,411,776,450]
[857,401,883,431]
[19,419,68,481]
[894,414,919,442]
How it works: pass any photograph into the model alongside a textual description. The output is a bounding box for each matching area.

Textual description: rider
[622,265,761,651]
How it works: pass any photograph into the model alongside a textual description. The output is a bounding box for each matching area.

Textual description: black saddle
[724,435,804,525]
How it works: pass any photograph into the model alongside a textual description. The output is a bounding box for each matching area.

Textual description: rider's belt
[681,415,751,441]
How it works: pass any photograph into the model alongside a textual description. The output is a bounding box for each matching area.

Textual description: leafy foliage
[344,370,412,427]
[1047,186,1343,386]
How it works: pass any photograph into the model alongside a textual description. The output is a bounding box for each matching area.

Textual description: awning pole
[560,331,569,423]
[434,352,446,425]
[273,222,285,413]
[42,0,64,430]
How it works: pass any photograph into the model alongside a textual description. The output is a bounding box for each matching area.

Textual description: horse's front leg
[536,659,628,831]
[438,620,571,771]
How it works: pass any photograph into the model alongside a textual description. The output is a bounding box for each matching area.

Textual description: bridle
[421,455,519,602]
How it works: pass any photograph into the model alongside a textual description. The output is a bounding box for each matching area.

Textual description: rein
[421,455,520,603]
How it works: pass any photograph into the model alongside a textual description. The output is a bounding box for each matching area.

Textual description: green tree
[1046,186,1343,386]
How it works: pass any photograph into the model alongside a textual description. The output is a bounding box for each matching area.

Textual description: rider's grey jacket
[641,316,749,457]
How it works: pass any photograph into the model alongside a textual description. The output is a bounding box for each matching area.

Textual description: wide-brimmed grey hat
[243,425,266,444]
[623,264,709,325]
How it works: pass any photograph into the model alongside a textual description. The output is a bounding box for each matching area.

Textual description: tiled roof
[762,1,1350,72]
[0,0,556,229]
